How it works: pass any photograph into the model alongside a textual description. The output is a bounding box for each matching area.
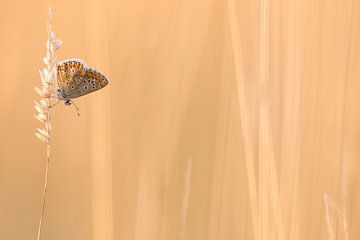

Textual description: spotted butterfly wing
[67,68,108,99]
[57,59,108,99]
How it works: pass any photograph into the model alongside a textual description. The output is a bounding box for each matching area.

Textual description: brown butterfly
[54,58,109,115]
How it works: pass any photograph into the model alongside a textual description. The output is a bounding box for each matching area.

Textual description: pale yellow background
[0,0,359,239]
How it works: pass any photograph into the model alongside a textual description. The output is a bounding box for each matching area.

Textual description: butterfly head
[56,88,70,104]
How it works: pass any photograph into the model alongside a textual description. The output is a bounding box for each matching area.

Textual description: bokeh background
[0,0,359,239]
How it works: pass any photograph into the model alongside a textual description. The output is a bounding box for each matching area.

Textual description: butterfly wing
[57,59,108,99]
[65,68,109,99]
[57,59,87,94]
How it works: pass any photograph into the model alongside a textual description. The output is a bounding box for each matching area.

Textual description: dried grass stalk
[324,194,340,240]
[258,0,285,239]
[227,0,259,238]
[323,145,349,240]
[34,8,62,240]
[180,159,192,240]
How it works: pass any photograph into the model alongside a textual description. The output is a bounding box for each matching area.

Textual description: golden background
[0,0,359,239]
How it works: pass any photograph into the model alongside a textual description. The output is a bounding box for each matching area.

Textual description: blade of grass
[227,0,259,239]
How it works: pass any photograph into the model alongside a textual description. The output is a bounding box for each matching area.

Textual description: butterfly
[54,58,109,115]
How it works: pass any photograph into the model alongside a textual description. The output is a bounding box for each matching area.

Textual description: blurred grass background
[0,0,360,239]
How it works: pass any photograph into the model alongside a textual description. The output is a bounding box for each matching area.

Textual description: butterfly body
[56,58,108,105]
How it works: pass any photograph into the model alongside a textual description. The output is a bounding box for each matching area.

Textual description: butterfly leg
[49,100,60,109]
[45,95,61,100]
[69,100,81,117]
[44,95,61,108]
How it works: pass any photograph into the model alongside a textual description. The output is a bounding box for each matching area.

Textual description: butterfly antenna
[70,100,81,117]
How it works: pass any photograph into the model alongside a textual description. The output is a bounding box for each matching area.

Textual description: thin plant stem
[37,146,50,240]
[34,7,62,240]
